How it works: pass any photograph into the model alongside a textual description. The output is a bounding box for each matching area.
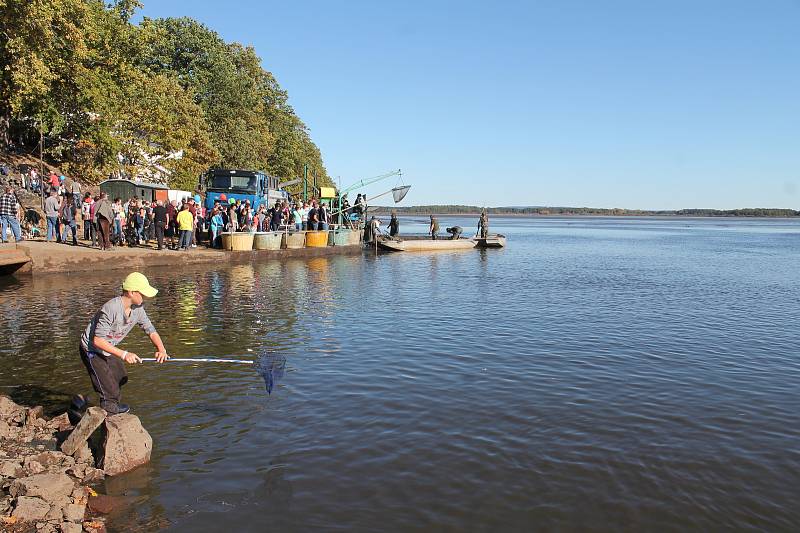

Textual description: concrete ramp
[0,244,32,275]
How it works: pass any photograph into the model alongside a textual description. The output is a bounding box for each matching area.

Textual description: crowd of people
[1,163,383,249]
[3,179,354,251]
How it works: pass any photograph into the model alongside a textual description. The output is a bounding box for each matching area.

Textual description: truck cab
[203,169,287,211]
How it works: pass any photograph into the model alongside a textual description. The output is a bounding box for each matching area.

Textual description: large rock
[0,459,24,478]
[74,442,95,466]
[63,502,86,523]
[61,407,106,456]
[48,413,72,432]
[102,414,152,476]
[25,451,75,471]
[9,473,74,502]
[11,496,49,521]
[61,522,83,533]
[0,395,25,425]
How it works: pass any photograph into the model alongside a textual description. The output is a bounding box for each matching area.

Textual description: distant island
[372,205,799,217]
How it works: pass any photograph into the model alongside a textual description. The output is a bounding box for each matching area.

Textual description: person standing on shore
[44,190,60,242]
[0,184,23,243]
[80,272,169,414]
[59,194,78,246]
[429,215,440,240]
[166,200,178,249]
[153,199,168,250]
[318,202,328,231]
[307,202,318,231]
[70,178,82,211]
[210,207,224,248]
[95,193,114,250]
[177,203,193,250]
[227,199,238,232]
[291,203,302,231]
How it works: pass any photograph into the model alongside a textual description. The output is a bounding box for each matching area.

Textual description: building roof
[99,179,168,190]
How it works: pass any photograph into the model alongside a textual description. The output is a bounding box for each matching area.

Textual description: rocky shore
[0,396,152,533]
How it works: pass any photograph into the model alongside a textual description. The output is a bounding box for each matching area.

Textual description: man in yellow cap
[79,272,169,414]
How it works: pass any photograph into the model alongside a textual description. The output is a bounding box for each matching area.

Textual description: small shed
[100,179,168,203]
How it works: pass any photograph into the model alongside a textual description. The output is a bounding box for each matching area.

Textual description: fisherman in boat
[429,215,440,240]
[389,211,399,237]
[79,272,170,414]
[445,226,463,240]
[479,209,489,239]
[364,215,381,243]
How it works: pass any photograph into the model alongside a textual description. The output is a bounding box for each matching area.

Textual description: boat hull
[377,237,478,252]
[377,233,506,252]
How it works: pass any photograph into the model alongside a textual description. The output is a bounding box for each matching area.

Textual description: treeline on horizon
[374,205,800,217]
[0,0,332,192]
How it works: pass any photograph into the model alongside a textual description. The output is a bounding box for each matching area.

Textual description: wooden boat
[376,234,506,252]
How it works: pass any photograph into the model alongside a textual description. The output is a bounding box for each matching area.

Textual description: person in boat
[363,216,381,243]
[388,212,399,237]
[479,209,489,239]
[80,272,169,415]
[445,226,463,240]
[429,215,440,240]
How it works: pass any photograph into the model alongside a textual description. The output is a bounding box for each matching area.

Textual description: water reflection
[1,218,799,531]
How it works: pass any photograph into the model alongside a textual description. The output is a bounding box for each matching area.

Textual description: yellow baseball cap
[122,272,158,298]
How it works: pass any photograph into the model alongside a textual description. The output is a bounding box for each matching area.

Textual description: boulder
[63,503,85,523]
[48,413,72,432]
[83,467,105,483]
[61,522,83,533]
[0,420,11,438]
[9,473,75,502]
[73,442,94,466]
[11,496,49,521]
[25,459,46,475]
[45,503,64,521]
[61,407,106,456]
[0,459,24,478]
[0,395,25,421]
[26,406,44,422]
[101,414,152,476]
[25,451,75,472]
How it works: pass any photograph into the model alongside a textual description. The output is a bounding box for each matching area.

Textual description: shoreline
[1,241,362,278]
[372,211,800,219]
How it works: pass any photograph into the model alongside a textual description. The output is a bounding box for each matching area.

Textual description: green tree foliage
[0,1,329,189]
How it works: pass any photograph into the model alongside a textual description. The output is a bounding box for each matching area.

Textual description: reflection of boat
[376,234,506,252]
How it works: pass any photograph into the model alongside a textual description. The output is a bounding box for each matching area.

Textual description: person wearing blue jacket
[210,207,224,248]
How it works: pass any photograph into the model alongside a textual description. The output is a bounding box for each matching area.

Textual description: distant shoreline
[371,207,799,218]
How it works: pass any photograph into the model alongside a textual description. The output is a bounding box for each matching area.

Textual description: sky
[135,0,800,209]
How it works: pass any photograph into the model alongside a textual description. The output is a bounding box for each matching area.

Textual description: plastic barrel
[253,232,283,250]
[282,232,306,249]
[229,232,254,251]
[221,232,234,251]
[305,231,329,248]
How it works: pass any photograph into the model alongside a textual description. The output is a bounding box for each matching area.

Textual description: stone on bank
[0,395,154,531]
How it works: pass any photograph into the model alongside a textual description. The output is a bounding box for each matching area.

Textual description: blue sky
[136,1,800,209]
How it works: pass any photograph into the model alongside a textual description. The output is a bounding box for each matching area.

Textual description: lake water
[1,216,799,531]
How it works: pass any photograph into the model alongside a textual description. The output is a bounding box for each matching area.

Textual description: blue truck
[202,169,288,212]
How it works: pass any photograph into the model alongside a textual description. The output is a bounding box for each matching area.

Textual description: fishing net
[392,185,411,203]
[256,353,287,394]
